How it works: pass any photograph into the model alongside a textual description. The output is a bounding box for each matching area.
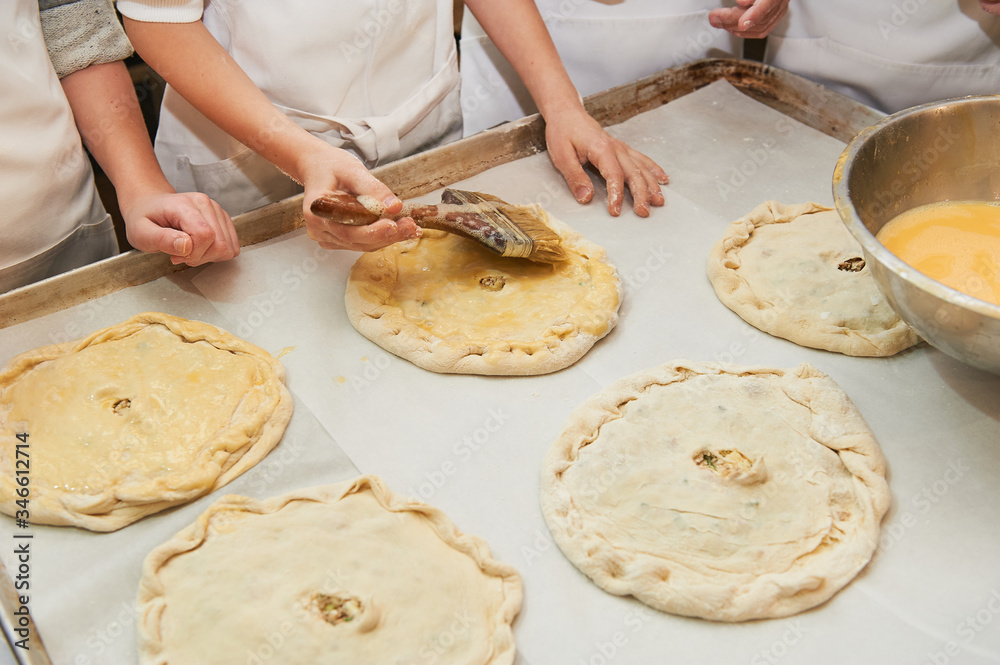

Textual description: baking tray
[0,59,880,331]
[4,60,999,665]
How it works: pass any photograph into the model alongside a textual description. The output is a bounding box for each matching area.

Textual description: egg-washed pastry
[345,208,621,375]
[137,476,522,665]
[707,201,919,356]
[0,312,293,531]
[540,361,890,622]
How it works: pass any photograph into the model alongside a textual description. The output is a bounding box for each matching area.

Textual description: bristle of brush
[502,208,570,264]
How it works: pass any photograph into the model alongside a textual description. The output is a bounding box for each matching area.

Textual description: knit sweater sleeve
[39,0,134,78]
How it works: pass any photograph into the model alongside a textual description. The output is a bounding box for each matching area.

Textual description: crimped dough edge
[0,312,293,531]
[540,360,891,622]
[707,200,919,357]
[137,475,523,665]
[345,208,622,376]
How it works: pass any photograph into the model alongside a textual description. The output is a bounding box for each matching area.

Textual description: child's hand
[297,142,420,252]
[121,191,240,266]
[544,107,669,218]
[709,0,790,39]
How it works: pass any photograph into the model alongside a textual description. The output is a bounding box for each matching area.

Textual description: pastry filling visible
[562,376,855,570]
[696,449,752,473]
[837,257,865,272]
[695,448,766,484]
[1,324,267,492]
[735,211,901,331]
[309,592,363,625]
[479,275,506,291]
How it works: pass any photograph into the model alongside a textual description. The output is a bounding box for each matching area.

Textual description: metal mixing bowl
[833,95,1000,374]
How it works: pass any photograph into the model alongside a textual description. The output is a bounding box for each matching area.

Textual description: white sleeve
[115,0,205,23]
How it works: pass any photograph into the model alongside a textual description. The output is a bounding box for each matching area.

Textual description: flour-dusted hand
[297,141,420,252]
[125,19,419,255]
[121,191,240,266]
[59,59,244,268]
[465,0,669,218]
[709,0,789,39]
[545,106,668,217]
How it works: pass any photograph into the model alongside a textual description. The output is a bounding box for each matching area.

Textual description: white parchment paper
[0,276,360,664]
[2,80,999,665]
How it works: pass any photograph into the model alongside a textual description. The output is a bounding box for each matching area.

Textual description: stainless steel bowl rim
[833,95,1000,322]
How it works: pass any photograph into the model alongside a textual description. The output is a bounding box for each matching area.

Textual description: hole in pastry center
[479,275,506,291]
[695,448,754,476]
[838,257,866,272]
[112,398,131,414]
[310,592,363,625]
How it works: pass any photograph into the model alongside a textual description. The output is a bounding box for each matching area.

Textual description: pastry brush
[310,189,568,264]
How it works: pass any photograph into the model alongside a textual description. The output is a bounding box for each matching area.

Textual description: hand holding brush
[310,189,568,264]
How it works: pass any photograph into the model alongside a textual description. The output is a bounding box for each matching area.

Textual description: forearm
[122,18,321,185]
[60,60,173,211]
[466,0,667,216]
[463,0,584,121]
[62,59,241,263]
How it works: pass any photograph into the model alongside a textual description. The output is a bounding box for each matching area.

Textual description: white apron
[459,0,742,136]
[764,1,1000,113]
[153,0,463,215]
[0,0,116,293]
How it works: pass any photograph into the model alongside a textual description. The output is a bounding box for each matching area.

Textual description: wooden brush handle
[310,192,546,260]
[309,194,382,226]
[309,194,501,237]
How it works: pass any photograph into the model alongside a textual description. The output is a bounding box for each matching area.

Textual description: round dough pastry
[707,201,919,356]
[540,361,890,622]
[137,476,523,665]
[345,209,621,375]
[0,312,293,531]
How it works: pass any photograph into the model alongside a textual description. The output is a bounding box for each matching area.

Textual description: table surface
[2,80,999,665]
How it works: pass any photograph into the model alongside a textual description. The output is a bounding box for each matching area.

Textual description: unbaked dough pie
[707,201,919,356]
[137,476,522,665]
[540,361,890,622]
[345,209,621,375]
[0,312,293,531]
